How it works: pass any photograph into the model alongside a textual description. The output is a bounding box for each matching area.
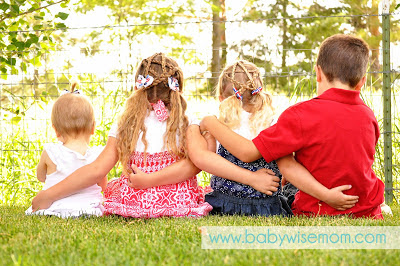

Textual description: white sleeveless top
[108,110,197,153]
[26,143,105,218]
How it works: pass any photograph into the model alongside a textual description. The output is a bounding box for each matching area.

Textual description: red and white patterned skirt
[103,151,212,218]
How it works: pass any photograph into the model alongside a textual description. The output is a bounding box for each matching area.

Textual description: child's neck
[317,79,356,96]
[62,135,91,155]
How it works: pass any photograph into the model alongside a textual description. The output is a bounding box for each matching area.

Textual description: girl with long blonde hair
[31,53,212,218]
[188,60,292,216]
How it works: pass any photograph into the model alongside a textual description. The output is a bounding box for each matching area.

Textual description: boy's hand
[127,165,153,189]
[248,168,280,195]
[322,185,359,210]
[32,190,53,211]
[281,176,287,186]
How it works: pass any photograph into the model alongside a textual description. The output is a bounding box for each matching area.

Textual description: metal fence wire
[0,11,399,205]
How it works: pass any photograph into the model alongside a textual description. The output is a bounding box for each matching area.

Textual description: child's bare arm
[277,155,359,210]
[187,125,279,195]
[128,124,206,189]
[36,151,48,182]
[200,116,262,162]
[32,137,119,211]
[97,176,108,192]
[128,157,201,189]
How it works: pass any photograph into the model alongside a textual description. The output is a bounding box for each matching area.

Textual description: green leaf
[6,44,17,51]
[34,16,44,20]
[11,66,18,74]
[7,58,16,66]
[29,34,39,43]
[56,12,69,20]
[13,41,24,50]
[10,5,19,14]
[11,116,21,124]
[0,3,9,12]
[20,62,26,72]
[396,4,400,10]
[33,25,43,30]
[1,67,7,74]
[55,23,67,29]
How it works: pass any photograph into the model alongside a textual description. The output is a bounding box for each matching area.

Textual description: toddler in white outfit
[26,83,106,218]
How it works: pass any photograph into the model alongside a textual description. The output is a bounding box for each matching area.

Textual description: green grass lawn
[1,205,399,265]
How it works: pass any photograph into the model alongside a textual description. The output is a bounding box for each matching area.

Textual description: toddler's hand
[127,165,152,189]
[32,190,53,211]
[323,185,359,210]
[248,168,280,195]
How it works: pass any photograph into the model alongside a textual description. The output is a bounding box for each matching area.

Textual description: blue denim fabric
[205,190,293,217]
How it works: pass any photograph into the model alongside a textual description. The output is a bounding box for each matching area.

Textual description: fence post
[382,0,393,204]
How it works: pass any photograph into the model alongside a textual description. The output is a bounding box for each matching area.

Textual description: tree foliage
[235,0,400,92]
[0,0,70,78]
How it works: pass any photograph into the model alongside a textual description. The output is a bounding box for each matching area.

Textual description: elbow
[238,149,259,163]
[238,153,256,163]
[188,150,207,171]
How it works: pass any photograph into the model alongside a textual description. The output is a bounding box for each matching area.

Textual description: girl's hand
[322,185,359,210]
[199,116,217,133]
[248,168,280,195]
[202,131,217,152]
[127,165,153,189]
[32,190,53,211]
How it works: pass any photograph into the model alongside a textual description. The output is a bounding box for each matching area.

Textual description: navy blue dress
[205,144,292,217]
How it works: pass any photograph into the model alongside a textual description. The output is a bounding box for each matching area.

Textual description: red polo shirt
[253,88,384,219]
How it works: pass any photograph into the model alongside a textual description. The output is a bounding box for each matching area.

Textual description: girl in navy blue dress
[187,61,292,217]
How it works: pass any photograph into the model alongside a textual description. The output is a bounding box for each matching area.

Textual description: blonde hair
[117,53,189,173]
[217,60,274,136]
[51,83,95,139]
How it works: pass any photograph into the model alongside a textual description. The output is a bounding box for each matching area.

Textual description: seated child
[26,83,106,218]
[187,60,292,216]
[200,34,384,218]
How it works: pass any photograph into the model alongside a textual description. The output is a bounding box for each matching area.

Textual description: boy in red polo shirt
[200,34,384,218]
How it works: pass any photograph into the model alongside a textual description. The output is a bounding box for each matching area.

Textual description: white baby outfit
[26,143,104,218]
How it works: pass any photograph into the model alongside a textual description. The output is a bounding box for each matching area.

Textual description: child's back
[103,53,212,218]
[253,35,384,218]
[205,61,291,216]
[26,143,104,217]
[26,85,105,218]
[256,88,383,217]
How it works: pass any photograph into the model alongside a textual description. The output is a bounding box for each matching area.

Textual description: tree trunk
[369,0,380,86]
[210,0,226,95]
[280,0,288,89]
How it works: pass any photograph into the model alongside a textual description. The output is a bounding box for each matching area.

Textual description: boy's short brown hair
[51,92,94,138]
[316,34,369,88]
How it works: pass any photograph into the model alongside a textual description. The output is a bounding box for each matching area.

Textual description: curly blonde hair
[117,53,189,173]
[217,60,274,137]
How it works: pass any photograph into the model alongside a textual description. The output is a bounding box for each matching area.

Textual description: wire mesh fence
[1,10,399,205]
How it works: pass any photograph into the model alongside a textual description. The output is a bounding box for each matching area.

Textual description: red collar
[316,88,364,105]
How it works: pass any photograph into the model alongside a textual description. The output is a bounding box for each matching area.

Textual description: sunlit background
[1,0,399,205]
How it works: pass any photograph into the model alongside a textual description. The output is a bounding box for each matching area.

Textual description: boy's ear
[315,65,322,82]
[354,76,367,91]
